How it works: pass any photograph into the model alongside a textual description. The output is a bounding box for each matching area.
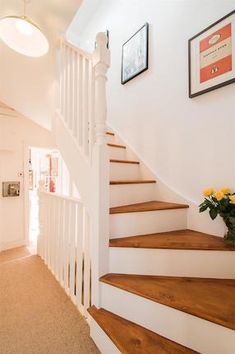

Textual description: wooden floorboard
[110,201,189,214]
[88,306,198,354]
[100,274,235,330]
[109,229,235,251]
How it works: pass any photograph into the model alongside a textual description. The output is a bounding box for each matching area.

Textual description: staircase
[37,33,235,354]
[88,130,235,354]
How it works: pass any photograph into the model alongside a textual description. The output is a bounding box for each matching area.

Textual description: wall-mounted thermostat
[2,182,20,197]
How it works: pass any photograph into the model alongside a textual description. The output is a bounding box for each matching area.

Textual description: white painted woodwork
[109,248,235,279]
[90,32,111,307]
[110,184,156,207]
[52,32,110,309]
[110,162,141,181]
[38,191,91,315]
[110,209,188,238]
[106,134,116,144]
[108,146,127,160]
[59,40,94,160]
[90,317,121,354]
[101,283,235,354]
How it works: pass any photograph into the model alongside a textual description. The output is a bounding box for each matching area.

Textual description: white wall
[0,113,54,251]
[68,0,235,212]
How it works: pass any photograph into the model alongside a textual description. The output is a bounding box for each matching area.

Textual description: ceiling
[0,0,83,128]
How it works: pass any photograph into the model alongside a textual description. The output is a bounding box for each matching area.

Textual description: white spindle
[59,40,63,115]
[83,58,89,157]
[76,204,83,312]
[69,202,76,298]
[73,51,78,139]
[65,46,69,124]
[68,48,73,131]
[58,199,65,285]
[88,60,95,156]
[83,209,91,313]
[64,199,70,291]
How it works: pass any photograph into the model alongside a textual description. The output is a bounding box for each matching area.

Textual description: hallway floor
[0,247,99,354]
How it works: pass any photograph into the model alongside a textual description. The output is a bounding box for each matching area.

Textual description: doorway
[27,147,71,250]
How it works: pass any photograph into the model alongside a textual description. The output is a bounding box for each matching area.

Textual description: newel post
[91,32,110,307]
[93,32,110,145]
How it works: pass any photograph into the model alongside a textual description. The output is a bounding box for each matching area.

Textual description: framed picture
[189,10,235,98]
[121,23,149,84]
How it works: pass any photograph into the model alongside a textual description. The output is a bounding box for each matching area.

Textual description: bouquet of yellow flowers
[199,187,235,245]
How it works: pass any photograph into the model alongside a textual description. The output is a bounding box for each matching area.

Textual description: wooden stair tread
[107,143,126,149]
[109,229,235,251]
[110,201,189,214]
[110,180,156,185]
[106,131,115,136]
[100,274,235,330]
[110,159,140,164]
[88,306,197,354]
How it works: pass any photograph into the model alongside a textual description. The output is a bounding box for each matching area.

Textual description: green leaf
[199,204,208,213]
[209,208,218,220]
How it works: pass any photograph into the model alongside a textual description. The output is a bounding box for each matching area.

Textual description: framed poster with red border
[189,10,235,98]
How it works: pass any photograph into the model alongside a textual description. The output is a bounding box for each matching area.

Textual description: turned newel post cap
[93,32,110,67]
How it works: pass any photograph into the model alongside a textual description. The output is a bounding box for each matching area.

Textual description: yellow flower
[214,191,224,201]
[220,187,231,194]
[229,195,235,204]
[203,188,214,197]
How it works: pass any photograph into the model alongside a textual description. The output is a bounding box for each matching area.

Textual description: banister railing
[39,32,110,312]
[59,39,95,160]
[38,191,91,315]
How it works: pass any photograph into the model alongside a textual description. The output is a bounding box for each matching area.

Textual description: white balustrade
[59,40,94,160]
[39,32,110,313]
[38,191,91,315]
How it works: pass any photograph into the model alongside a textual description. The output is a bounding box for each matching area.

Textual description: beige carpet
[0,247,100,354]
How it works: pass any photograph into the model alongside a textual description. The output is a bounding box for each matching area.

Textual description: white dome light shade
[0,16,49,57]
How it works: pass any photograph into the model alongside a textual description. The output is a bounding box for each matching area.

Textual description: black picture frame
[121,23,149,84]
[189,10,235,98]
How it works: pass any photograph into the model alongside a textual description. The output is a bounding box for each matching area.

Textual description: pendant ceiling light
[0,0,49,57]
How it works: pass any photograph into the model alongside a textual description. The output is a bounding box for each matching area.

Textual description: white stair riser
[108,147,126,160]
[110,184,156,207]
[109,248,235,279]
[110,163,141,180]
[110,209,187,238]
[101,283,235,354]
[90,318,120,354]
[106,134,116,144]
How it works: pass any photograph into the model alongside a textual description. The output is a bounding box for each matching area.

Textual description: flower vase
[223,216,235,245]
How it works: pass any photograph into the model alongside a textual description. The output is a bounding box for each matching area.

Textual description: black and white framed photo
[121,23,149,84]
[189,10,235,98]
